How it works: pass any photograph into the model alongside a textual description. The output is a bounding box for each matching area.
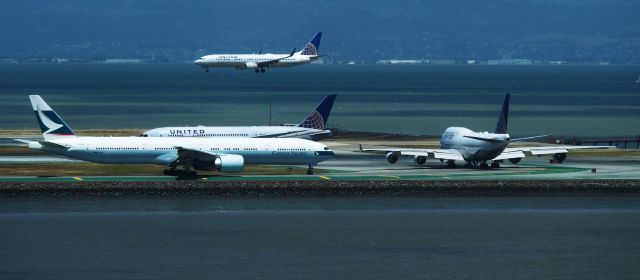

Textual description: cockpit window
[324,147,329,150]
[141,134,148,137]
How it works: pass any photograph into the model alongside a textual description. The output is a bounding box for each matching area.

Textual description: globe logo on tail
[301,43,317,56]
[300,110,324,130]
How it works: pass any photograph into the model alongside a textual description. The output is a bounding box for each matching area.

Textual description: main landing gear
[307,164,314,175]
[254,68,266,73]
[445,160,456,168]
[464,161,501,169]
[164,161,197,177]
[205,67,209,72]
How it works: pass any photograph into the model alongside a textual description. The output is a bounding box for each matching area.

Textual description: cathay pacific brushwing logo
[36,107,63,134]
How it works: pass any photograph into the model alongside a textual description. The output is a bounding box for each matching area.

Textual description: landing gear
[307,164,314,175]
[479,162,489,169]
[446,160,456,168]
[490,162,500,168]
[205,67,209,72]
[255,68,266,73]
[255,69,260,73]
[260,68,265,73]
[464,162,474,169]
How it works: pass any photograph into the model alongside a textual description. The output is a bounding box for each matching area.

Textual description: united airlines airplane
[142,94,337,140]
[16,95,335,176]
[362,93,612,169]
[194,32,322,73]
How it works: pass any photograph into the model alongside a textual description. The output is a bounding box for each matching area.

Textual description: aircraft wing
[491,145,615,160]
[174,146,219,162]
[360,145,464,161]
[256,48,296,67]
[502,145,614,156]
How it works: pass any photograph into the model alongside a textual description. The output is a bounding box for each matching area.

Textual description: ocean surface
[0,195,639,279]
[0,64,639,136]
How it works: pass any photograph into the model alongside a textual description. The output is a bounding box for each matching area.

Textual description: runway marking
[201,177,208,181]
[72,177,83,181]
[383,175,401,179]
[319,176,331,180]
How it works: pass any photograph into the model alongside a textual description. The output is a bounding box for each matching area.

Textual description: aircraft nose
[194,59,203,65]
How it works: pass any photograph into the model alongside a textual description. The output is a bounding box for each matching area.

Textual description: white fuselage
[440,127,510,161]
[142,126,331,140]
[28,137,333,166]
[195,53,314,69]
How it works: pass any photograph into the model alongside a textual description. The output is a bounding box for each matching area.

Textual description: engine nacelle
[414,155,427,165]
[192,155,244,172]
[508,158,522,164]
[553,153,567,163]
[245,62,258,68]
[386,152,399,164]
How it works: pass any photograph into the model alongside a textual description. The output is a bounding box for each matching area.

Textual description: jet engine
[192,155,244,172]
[245,62,258,68]
[553,153,567,163]
[508,158,522,164]
[385,152,399,164]
[414,155,427,165]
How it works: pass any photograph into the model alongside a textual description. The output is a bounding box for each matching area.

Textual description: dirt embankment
[1,180,638,197]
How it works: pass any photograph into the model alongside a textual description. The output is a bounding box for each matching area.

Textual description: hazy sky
[1,0,638,62]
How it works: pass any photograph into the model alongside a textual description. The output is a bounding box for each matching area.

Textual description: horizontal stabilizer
[464,135,504,142]
[511,135,551,142]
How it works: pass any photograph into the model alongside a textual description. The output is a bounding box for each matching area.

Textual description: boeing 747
[194,32,323,73]
[362,93,612,169]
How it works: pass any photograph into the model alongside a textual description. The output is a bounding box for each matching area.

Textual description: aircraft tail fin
[494,93,510,134]
[29,95,75,140]
[298,94,337,130]
[300,32,322,56]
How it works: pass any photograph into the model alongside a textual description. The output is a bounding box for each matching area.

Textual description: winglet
[495,93,510,134]
[298,94,337,130]
[29,95,75,140]
[301,32,322,56]
[289,48,296,57]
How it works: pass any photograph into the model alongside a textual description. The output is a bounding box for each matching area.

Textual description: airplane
[194,32,323,73]
[361,93,612,169]
[142,94,337,140]
[15,95,335,176]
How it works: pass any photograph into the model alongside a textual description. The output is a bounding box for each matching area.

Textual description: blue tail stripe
[495,93,510,134]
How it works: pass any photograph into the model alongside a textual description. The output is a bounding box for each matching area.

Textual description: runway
[1,149,639,182]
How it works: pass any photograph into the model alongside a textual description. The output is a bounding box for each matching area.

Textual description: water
[0,64,639,136]
[0,196,639,279]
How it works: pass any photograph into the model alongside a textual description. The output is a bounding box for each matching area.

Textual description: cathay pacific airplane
[362,93,612,169]
[142,94,337,140]
[194,32,322,73]
[16,95,334,176]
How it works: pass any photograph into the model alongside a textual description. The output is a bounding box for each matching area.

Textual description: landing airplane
[195,32,323,73]
[142,94,337,140]
[16,95,334,176]
[361,93,612,169]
